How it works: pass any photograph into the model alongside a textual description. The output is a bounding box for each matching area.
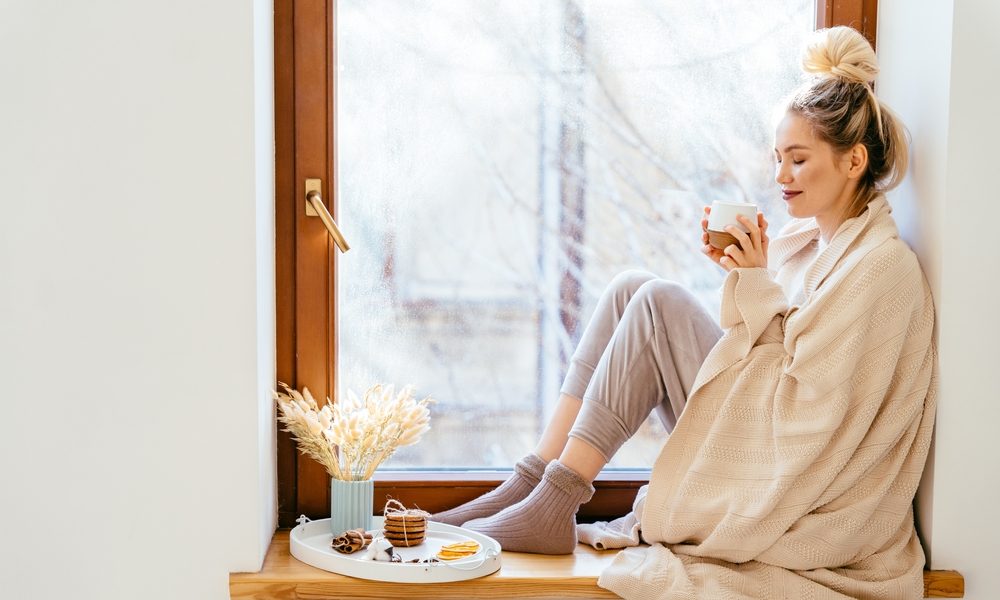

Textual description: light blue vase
[330,478,374,534]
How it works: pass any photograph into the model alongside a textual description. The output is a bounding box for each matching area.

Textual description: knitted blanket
[582,196,937,599]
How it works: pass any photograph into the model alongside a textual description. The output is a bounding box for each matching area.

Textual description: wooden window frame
[274,0,877,528]
[816,0,878,49]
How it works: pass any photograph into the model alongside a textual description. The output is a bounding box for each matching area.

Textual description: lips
[782,190,801,201]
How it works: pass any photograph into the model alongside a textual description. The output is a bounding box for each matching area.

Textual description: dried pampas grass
[274,382,434,480]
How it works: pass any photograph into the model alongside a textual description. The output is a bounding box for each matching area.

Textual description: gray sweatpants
[562,270,723,461]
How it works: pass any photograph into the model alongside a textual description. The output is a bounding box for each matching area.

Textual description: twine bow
[383,498,430,519]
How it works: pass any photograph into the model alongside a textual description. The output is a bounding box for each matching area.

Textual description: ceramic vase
[330,478,374,534]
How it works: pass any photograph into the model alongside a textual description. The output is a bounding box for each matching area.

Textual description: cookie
[384,514,426,525]
[383,533,426,547]
[383,532,424,548]
[383,515,426,527]
[383,526,426,535]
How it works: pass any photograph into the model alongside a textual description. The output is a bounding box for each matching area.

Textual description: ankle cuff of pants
[560,358,595,401]
[567,399,632,463]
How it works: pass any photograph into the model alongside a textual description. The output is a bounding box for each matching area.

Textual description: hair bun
[801,26,878,86]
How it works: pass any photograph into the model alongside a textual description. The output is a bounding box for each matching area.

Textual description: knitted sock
[462,460,595,554]
[430,453,547,526]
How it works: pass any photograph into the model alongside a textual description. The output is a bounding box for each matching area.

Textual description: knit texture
[463,460,595,554]
[430,453,547,526]
[587,196,937,600]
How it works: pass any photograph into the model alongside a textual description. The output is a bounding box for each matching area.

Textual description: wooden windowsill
[230,530,964,599]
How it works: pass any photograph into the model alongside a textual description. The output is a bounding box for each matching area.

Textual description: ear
[845,143,868,179]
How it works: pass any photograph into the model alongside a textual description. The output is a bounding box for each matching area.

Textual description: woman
[434,26,936,599]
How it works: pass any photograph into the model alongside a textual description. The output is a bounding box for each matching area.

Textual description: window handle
[304,178,350,253]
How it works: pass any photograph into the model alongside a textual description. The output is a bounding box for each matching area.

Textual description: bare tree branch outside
[336,0,814,469]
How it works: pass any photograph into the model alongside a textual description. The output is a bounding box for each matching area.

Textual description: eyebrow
[775,144,812,153]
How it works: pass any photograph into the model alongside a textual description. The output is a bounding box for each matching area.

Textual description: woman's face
[773,111,858,227]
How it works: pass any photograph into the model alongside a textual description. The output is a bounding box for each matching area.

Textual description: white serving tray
[290,516,502,583]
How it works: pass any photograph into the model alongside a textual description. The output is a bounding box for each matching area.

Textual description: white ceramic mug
[707,201,757,249]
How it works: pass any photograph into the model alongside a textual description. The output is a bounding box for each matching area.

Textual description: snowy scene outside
[336,1,814,469]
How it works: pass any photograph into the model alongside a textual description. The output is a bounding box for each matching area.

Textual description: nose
[775,161,792,185]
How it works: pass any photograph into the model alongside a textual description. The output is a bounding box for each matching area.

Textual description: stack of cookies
[383,511,427,547]
[381,499,430,548]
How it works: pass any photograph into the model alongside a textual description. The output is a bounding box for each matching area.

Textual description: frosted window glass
[337,0,813,468]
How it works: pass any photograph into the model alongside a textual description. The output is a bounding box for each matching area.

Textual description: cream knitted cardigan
[584,196,937,599]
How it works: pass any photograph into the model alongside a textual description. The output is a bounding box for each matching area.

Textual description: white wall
[0,1,275,599]
[879,1,1000,598]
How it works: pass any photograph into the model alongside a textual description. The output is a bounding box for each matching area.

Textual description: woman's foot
[462,461,594,554]
[430,453,548,526]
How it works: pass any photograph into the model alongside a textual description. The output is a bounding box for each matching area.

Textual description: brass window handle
[305,178,350,253]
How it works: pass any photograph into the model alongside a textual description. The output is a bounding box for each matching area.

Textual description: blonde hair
[786,26,909,219]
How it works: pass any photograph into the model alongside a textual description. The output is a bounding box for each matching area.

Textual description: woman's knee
[608,269,658,298]
[633,279,700,313]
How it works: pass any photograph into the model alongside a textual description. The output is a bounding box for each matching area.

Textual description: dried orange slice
[436,540,480,560]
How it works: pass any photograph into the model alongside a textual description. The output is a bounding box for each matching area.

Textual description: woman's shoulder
[836,230,925,301]
[854,222,921,274]
[792,232,930,332]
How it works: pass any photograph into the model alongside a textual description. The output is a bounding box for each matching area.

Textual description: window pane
[337,0,813,468]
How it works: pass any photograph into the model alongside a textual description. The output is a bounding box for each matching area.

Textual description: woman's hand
[700,206,728,266]
[701,208,770,272]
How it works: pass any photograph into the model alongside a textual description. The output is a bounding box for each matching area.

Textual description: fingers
[757,213,770,256]
[723,214,767,270]
[748,217,762,250]
[701,242,722,259]
[725,222,753,252]
[701,241,727,269]
[701,207,711,250]
[719,250,739,272]
[722,237,756,272]
[723,243,745,265]
[736,215,761,249]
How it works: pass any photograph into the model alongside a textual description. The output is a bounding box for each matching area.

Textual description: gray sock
[461,460,595,554]
[430,453,548,526]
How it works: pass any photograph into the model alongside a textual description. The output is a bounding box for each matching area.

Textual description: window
[337,0,811,469]
[275,0,878,525]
